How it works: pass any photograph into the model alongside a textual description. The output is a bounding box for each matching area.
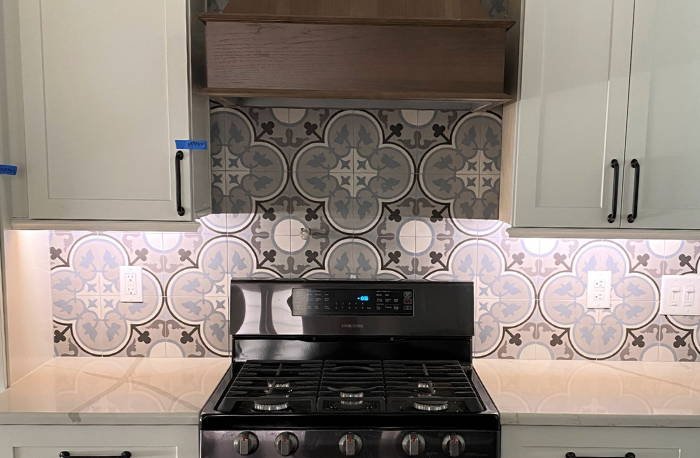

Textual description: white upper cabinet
[511,0,634,228]
[621,0,700,230]
[508,0,700,234]
[17,0,210,222]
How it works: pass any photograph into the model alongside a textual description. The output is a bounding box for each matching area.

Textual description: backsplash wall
[50,104,700,362]
[48,0,700,362]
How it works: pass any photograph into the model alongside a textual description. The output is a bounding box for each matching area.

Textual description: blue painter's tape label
[0,165,17,176]
[175,140,208,150]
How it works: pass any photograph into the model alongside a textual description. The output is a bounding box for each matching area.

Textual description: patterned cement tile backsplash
[50,103,700,362]
[45,0,700,362]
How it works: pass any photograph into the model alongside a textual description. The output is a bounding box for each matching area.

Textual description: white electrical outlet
[587,271,612,309]
[661,275,700,316]
[119,266,143,303]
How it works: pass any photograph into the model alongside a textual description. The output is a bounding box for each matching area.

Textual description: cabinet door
[519,447,677,458]
[512,0,633,228]
[19,0,194,221]
[0,425,197,458]
[622,0,700,229]
[502,426,695,458]
[16,447,176,458]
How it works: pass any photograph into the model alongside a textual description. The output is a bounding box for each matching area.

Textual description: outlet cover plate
[587,271,612,309]
[661,275,700,316]
[119,266,143,303]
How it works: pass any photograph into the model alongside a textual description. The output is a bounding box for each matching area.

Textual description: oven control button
[274,432,299,456]
[441,434,465,457]
[233,432,259,456]
[401,433,425,456]
[339,433,363,456]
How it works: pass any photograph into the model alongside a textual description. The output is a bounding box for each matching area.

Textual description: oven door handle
[60,452,131,458]
[566,453,635,458]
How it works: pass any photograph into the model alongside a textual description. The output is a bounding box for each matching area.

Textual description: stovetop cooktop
[201,280,499,458]
[216,359,484,415]
[201,359,497,431]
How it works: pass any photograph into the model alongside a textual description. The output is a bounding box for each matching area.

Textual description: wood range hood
[199,0,515,109]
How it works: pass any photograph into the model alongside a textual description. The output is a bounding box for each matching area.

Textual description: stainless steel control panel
[292,288,414,316]
[202,430,497,458]
[230,280,474,337]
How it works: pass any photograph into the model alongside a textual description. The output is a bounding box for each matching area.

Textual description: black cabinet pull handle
[175,150,185,216]
[566,453,635,458]
[627,158,640,223]
[607,159,620,223]
[60,452,131,458]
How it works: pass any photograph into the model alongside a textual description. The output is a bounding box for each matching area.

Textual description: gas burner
[338,388,364,406]
[340,399,364,407]
[413,400,449,412]
[340,388,365,398]
[253,401,290,412]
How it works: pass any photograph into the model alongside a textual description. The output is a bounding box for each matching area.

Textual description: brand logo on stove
[341,324,364,328]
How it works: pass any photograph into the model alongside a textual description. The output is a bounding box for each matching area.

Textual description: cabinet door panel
[501,426,694,458]
[520,447,677,458]
[622,0,700,229]
[16,447,175,458]
[19,0,192,221]
[513,0,633,228]
[0,425,198,458]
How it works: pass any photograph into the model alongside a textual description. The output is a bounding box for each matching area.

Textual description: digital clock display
[357,295,369,301]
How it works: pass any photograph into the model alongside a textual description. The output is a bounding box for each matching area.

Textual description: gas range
[201,280,500,458]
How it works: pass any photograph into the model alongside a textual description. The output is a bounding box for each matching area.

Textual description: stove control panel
[291,289,414,316]
[202,430,497,458]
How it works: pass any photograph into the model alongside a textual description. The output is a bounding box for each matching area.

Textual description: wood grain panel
[205,22,507,96]
[198,14,514,28]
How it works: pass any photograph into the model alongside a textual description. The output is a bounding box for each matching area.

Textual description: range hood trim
[198,13,515,30]
[202,88,511,102]
[201,2,515,107]
[206,92,510,111]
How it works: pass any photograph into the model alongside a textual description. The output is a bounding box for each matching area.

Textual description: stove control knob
[274,432,299,456]
[441,434,466,457]
[401,433,425,456]
[339,433,363,456]
[233,432,259,456]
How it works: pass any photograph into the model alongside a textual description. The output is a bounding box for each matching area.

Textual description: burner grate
[217,359,483,414]
[320,360,385,396]
[318,360,385,412]
[217,360,322,413]
[384,360,482,413]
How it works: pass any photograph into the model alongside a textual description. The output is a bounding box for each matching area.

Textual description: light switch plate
[587,271,612,308]
[661,275,700,316]
[119,266,143,303]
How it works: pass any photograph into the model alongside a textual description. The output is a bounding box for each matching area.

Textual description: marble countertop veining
[4,358,700,428]
[475,359,700,427]
[0,358,229,425]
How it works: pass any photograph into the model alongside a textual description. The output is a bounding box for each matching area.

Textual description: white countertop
[0,358,229,425]
[5,357,700,428]
[475,359,700,428]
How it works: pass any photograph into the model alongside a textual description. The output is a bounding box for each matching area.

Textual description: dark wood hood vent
[199,0,515,110]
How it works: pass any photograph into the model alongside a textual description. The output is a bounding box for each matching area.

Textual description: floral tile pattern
[48,102,700,361]
[50,0,700,361]
[51,235,164,356]
[51,100,700,361]
[51,107,700,360]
